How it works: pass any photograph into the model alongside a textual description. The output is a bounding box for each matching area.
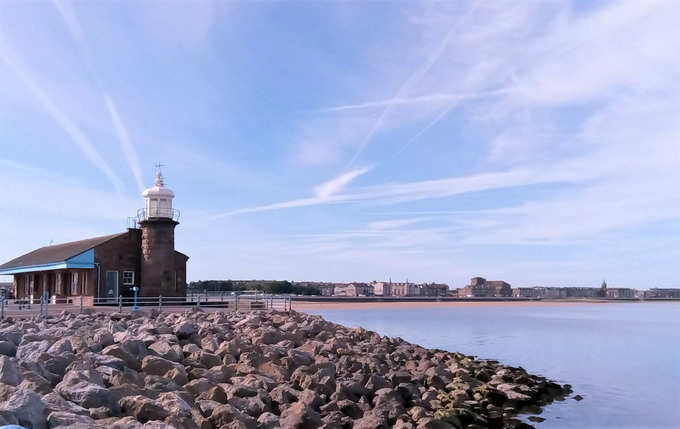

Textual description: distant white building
[371,281,392,296]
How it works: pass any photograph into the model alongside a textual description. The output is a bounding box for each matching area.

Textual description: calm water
[308,302,680,429]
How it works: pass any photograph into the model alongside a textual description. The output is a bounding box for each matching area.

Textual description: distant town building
[371,281,392,296]
[318,284,335,296]
[391,282,420,296]
[459,277,512,297]
[604,288,635,299]
[644,288,680,299]
[565,287,600,298]
[513,287,567,299]
[419,283,449,297]
[334,283,374,297]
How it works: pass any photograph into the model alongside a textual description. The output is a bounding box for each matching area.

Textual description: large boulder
[55,370,118,410]
[141,355,185,378]
[0,329,22,347]
[373,388,406,422]
[175,321,199,339]
[0,356,21,386]
[103,344,142,371]
[148,341,183,363]
[47,411,96,427]
[279,401,322,429]
[209,403,257,429]
[18,370,51,394]
[47,338,74,355]
[0,388,48,429]
[0,341,17,357]
[16,339,51,362]
[41,392,89,416]
[119,395,170,423]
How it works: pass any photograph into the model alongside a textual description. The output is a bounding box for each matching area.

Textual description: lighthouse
[138,167,185,296]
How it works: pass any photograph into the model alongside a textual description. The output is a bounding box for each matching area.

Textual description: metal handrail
[136,208,181,222]
[0,294,292,320]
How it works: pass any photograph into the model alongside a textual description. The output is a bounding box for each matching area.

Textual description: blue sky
[1,0,679,288]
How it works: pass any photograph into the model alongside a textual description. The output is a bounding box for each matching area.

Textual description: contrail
[345,1,480,168]
[105,95,145,193]
[54,0,145,191]
[0,35,124,193]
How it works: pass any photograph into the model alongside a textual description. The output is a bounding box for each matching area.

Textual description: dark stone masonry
[0,310,572,428]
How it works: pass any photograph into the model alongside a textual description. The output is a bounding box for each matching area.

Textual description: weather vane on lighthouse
[154,162,166,187]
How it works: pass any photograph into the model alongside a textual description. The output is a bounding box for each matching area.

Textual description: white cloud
[368,218,429,231]
[314,166,372,198]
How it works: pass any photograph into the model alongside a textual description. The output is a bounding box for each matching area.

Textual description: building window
[122,271,135,285]
[71,272,79,295]
[55,273,63,295]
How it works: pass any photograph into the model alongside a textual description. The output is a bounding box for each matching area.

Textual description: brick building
[0,171,188,301]
[459,277,512,297]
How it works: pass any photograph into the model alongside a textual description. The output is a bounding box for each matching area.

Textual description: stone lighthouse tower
[139,168,181,296]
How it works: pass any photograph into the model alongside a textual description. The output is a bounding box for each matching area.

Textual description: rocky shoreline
[0,309,572,428]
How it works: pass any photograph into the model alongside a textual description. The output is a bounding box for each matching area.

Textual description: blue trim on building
[0,248,95,275]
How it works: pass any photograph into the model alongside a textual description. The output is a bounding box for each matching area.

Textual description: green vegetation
[188,280,321,295]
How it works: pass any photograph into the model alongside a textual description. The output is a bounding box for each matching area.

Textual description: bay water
[308,302,680,428]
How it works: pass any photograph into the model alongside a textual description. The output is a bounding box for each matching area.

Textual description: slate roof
[0,232,126,270]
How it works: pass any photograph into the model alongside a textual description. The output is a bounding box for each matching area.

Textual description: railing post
[118,295,122,313]
[235,294,239,312]
[80,295,83,314]
[158,295,163,313]
[196,295,200,310]
[1,298,4,320]
[39,296,43,318]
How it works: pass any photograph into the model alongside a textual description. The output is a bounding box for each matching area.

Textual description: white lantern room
[142,170,175,219]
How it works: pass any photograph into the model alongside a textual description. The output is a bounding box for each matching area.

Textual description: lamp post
[132,286,139,310]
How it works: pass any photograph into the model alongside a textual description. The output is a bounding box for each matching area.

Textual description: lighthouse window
[123,271,135,285]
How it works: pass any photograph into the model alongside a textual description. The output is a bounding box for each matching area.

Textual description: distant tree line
[188,280,321,295]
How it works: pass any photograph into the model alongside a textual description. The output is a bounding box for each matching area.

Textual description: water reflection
[309,303,680,428]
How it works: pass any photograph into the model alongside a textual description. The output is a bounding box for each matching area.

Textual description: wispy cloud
[314,166,372,198]
[0,35,124,192]
[368,218,429,231]
[104,95,145,193]
[217,167,568,217]
[345,2,480,167]
[54,0,146,193]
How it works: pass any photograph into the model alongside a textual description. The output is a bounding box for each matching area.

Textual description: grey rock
[18,370,51,394]
[209,403,257,429]
[16,339,51,362]
[149,341,183,362]
[55,370,118,410]
[0,356,21,386]
[42,392,89,416]
[119,395,170,423]
[47,411,96,428]
[279,401,322,429]
[0,341,17,357]
[0,388,48,429]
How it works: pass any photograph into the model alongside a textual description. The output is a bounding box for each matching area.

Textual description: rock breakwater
[0,309,572,428]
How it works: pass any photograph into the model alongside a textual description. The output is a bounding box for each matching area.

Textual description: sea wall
[0,309,572,428]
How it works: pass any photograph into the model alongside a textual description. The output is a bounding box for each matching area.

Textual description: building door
[105,271,119,299]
